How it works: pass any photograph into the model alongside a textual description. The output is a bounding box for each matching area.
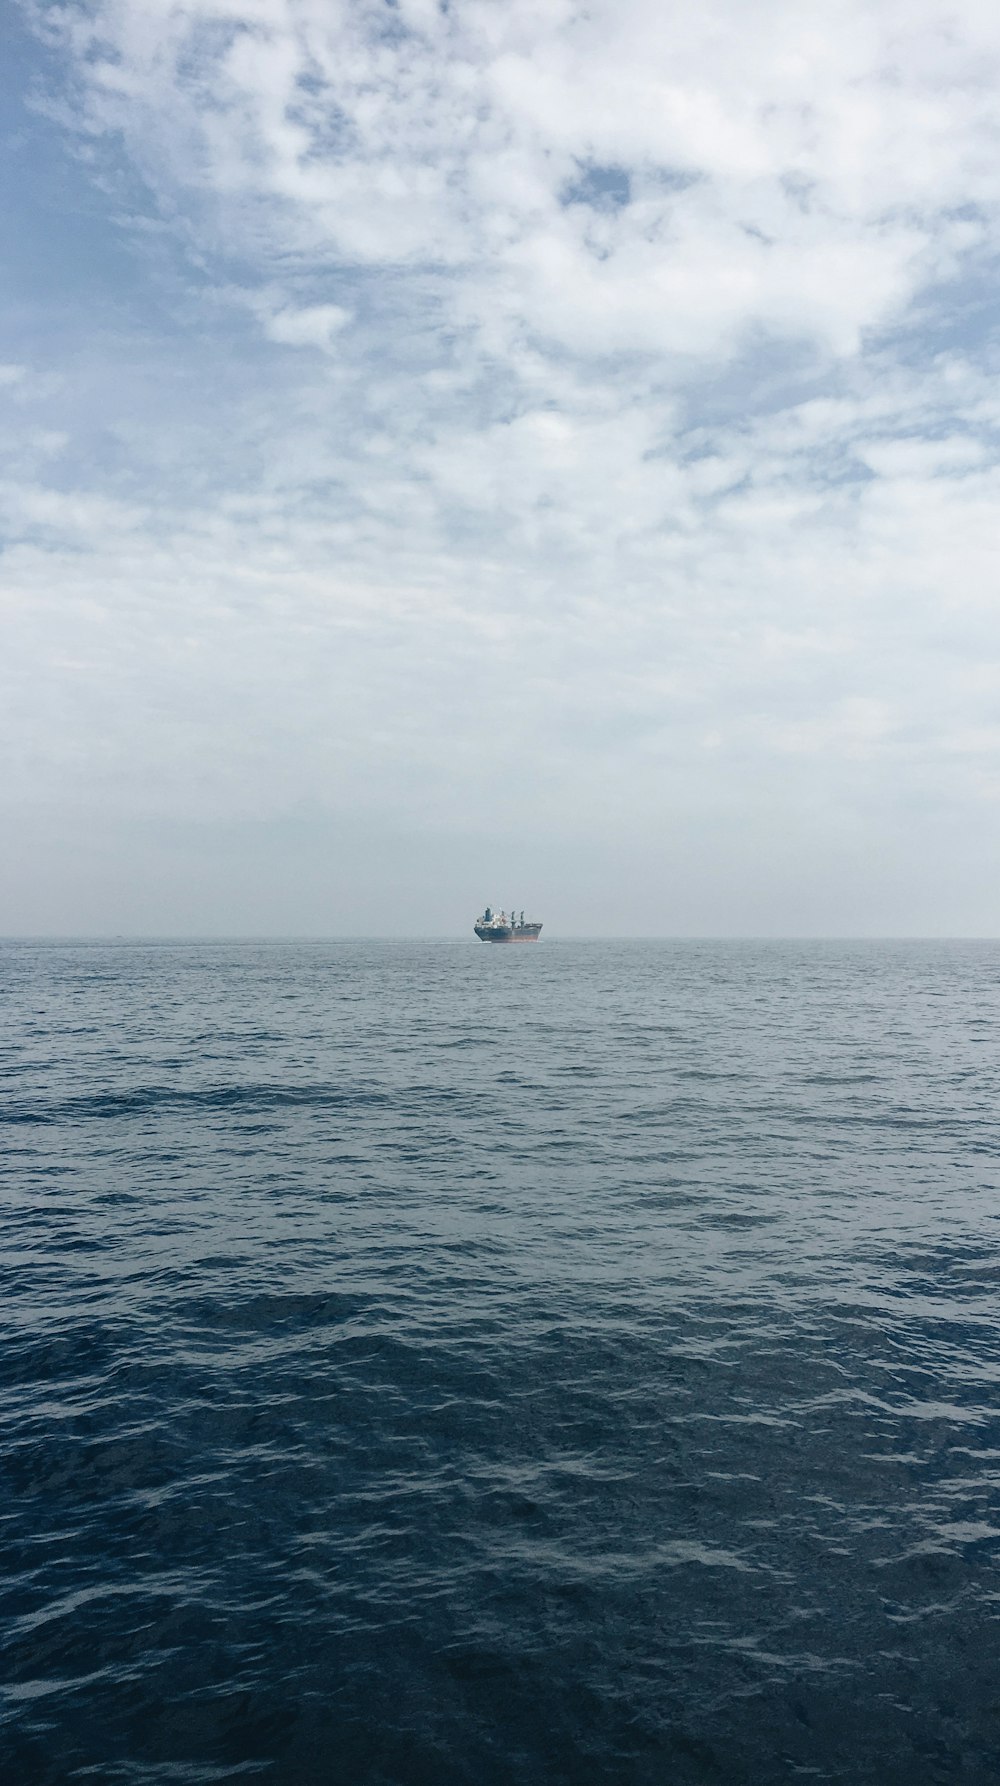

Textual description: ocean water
[4,938,1000,1786]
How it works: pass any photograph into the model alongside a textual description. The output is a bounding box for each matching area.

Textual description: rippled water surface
[4,938,1000,1784]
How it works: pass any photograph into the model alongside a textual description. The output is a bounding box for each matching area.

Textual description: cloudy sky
[4,0,1000,934]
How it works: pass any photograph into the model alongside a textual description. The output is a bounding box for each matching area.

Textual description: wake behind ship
[474,906,543,943]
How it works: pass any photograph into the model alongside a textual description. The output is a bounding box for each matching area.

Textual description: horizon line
[3,933,1000,945]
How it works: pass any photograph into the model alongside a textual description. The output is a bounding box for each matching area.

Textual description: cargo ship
[474,906,543,943]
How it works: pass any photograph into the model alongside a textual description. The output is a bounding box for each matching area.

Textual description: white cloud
[53,0,1000,362]
[263,302,351,350]
[8,0,1000,927]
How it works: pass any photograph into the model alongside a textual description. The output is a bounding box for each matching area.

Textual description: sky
[4,0,1000,935]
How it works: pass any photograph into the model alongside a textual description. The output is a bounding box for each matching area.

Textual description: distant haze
[4,1,1000,936]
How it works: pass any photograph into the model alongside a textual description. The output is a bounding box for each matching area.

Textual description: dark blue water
[4,939,1000,1785]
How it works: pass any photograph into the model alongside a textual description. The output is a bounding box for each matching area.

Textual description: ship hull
[474,925,542,943]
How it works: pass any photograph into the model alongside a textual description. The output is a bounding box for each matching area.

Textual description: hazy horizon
[6,1,1000,935]
[6,930,1000,943]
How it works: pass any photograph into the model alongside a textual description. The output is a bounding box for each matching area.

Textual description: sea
[4,937,1000,1785]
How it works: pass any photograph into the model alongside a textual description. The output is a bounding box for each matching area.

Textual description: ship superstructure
[474,905,543,943]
